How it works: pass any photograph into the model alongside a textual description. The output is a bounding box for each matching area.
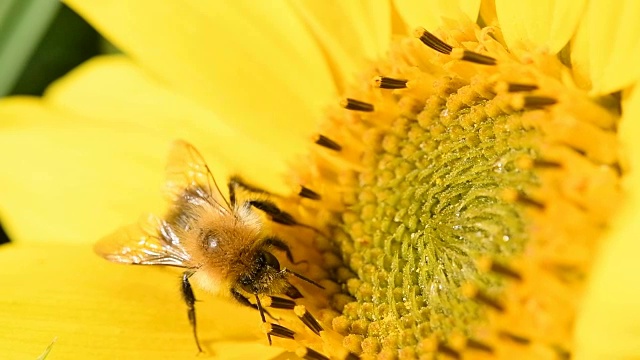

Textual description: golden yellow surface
[0,243,284,359]
[0,0,639,358]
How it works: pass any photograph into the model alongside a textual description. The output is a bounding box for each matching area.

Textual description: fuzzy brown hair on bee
[95,140,324,352]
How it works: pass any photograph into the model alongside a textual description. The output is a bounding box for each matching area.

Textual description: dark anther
[554,347,572,360]
[249,200,298,226]
[524,95,558,108]
[298,347,330,360]
[489,261,523,281]
[467,339,494,353]
[268,323,296,340]
[611,162,623,176]
[341,98,374,112]
[516,192,545,210]
[474,291,505,312]
[414,27,453,54]
[269,296,296,309]
[459,49,497,65]
[437,342,461,359]
[533,159,562,168]
[345,353,361,360]
[296,306,324,335]
[507,83,539,92]
[314,134,342,151]
[374,76,408,89]
[299,186,321,200]
[499,331,531,345]
[285,283,304,299]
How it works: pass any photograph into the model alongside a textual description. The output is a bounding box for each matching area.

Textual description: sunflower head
[276,16,623,360]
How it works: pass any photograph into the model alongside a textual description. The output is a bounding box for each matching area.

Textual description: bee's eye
[260,251,280,271]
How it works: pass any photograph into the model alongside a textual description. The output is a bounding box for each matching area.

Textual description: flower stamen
[264,296,297,309]
[450,48,497,65]
[314,134,342,151]
[413,27,453,54]
[495,82,539,93]
[477,257,523,281]
[340,98,375,112]
[263,322,296,340]
[437,342,462,359]
[373,76,408,89]
[514,95,558,109]
[298,185,322,200]
[296,346,331,360]
[295,305,324,335]
[414,27,496,65]
[462,283,506,312]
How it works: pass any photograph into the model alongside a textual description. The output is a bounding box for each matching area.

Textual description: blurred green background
[0,2,104,244]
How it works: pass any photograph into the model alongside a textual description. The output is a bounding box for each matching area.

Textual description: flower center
[280,23,622,359]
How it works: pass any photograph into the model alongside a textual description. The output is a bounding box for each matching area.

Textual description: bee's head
[238,250,301,298]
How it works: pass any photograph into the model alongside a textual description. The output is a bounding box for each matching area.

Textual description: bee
[95,140,324,351]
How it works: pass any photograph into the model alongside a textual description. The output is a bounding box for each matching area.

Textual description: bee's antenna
[286,269,325,289]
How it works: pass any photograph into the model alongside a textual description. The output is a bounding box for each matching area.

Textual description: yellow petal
[495,0,586,54]
[288,0,391,90]
[63,0,336,158]
[574,85,640,359]
[0,243,282,359]
[479,0,498,27]
[0,97,171,243]
[571,0,640,94]
[393,0,481,31]
[569,12,593,90]
[45,55,290,194]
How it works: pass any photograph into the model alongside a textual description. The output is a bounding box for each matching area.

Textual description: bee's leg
[230,288,276,320]
[181,271,202,352]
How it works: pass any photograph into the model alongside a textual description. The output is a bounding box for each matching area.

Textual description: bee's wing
[95,214,191,267]
[165,140,232,213]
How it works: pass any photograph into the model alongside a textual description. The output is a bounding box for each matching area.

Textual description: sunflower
[1,0,639,359]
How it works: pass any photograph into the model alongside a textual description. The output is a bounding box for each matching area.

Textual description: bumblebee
[95,140,323,351]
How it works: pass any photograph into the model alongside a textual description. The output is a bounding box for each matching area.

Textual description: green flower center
[284,23,622,360]
[336,71,535,354]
